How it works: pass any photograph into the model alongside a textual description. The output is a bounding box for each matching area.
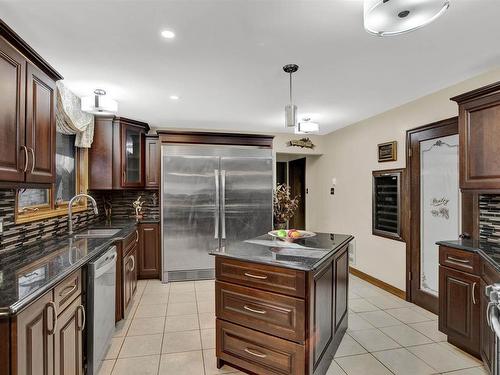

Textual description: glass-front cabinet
[121,121,146,187]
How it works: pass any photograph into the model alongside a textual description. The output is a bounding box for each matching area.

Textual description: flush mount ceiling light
[364,0,450,37]
[169,95,179,100]
[161,30,175,39]
[296,118,320,134]
[81,89,118,115]
[283,64,299,128]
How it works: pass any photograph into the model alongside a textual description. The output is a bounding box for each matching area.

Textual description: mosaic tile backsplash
[479,195,500,243]
[0,189,159,253]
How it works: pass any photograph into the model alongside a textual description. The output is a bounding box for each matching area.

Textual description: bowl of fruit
[268,229,316,242]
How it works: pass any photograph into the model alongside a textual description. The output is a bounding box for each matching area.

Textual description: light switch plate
[0,218,3,234]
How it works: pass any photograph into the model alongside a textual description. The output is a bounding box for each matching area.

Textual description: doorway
[407,117,462,313]
[275,155,306,230]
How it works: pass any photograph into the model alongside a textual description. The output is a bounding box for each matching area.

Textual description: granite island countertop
[437,239,500,272]
[210,232,354,271]
[0,218,144,317]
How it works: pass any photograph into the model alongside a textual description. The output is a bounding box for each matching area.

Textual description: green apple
[277,229,287,237]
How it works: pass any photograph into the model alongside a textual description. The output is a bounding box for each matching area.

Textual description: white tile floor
[99,275,488,375]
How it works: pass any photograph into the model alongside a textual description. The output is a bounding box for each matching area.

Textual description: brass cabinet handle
[77,305,86,331]
[46,301,57,335]
[129,255,135,271]
[28,147,35,173]
[135,230,139,243]
[123,170,126,183]
[21,146,28,172]
[447,256,469,264]
[244,348,267,358]
[243,305,266,315]
[244,272,268,280]
[472,282,477,305]
[59,283,78,298]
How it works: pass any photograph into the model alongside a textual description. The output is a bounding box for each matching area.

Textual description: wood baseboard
[349,267,406,300]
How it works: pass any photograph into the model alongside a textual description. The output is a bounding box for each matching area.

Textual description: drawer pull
[244,272,268,280]
[59,283,78,298]
[472,282,477,305]
[244,348,267,358]
[243,305,267,315]
[447,256,469,264]
[135,229,139,243]
[77,304,86,331]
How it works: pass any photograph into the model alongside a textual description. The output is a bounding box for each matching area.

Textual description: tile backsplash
[0,189,160,253]
[479,195,500,243]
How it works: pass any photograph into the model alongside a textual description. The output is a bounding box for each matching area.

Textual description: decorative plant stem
[273,184,300,226]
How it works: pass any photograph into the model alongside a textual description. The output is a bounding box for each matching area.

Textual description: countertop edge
[436,240,500,273]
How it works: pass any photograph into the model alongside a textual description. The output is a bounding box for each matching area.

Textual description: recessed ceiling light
[161,30,175,39]
[169,95,179,100]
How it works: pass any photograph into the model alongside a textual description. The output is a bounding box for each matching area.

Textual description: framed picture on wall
[378,141,397,162]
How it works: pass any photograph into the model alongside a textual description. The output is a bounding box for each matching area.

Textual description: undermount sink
[74,229,121,238]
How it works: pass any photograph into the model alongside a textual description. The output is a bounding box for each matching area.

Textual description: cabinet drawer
[481,259,500,285]
[217,319,305,375]
[216,257,306,298]
[439,246,480,274]
[53,269,81,314]
[123,228,139,255]
[216,281,305,342]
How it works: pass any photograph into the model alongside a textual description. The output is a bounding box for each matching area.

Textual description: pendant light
[283,64,299,128]
[364,0,450,37]
[81,89,118,115]
[296,118,320,134]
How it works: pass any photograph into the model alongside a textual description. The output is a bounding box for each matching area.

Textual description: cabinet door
[139,223,160,279]
[16,290,55,375]
[145,136,160,189]
[25,63,56,184]
[480,279,494,372]
[0,38,26,182]
[123,245,138,314]
[121,124,145,187]
[130,245,138,297]
[54,295,84,375]
[458,93,500,189]
[439,266,480,355]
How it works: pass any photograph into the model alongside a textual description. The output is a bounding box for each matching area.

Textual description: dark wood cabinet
[214,242,351,375]
[0,37,26,182]
[480,278,494,372]
[0,23,61,185]
[138,223,160,279]
[145,135,160,189]
[439,265,480,355]
[123,242,138,314]
[16,290,55,375]
[452,82,500,190]
[88,116,149,189]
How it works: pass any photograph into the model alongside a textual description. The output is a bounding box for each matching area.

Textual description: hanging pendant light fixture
[364,0,450,37]
[283,64,299,128]
[296,118,320,134]
[81,89,118,115]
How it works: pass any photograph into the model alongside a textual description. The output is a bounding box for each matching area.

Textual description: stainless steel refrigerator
[161,144,273,282]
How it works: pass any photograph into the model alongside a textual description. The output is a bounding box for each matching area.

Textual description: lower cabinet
[138,223,160,279]
[480,278,494,372]
[14,270,84,375]
[439,265,480,355]
[123,243,138,314]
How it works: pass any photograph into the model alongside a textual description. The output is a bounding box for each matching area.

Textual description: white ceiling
[1,0,499,134]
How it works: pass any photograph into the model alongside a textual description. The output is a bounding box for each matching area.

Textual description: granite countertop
[210,233,354,271]
[437,239,500,272]
[0,218,142,317]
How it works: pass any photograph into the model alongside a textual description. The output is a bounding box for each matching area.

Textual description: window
[16,133,87,223]
[372,169,404,241]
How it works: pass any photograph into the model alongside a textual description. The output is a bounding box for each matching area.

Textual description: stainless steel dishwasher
[87,246,117,375]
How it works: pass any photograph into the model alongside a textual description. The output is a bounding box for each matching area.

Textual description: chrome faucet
[68,194,99,235]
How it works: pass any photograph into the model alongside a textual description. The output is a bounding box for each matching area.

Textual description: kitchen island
[210,232,354,375]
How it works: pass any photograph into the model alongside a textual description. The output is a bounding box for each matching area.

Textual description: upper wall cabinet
[452,82,500,190]
[0,22,61,185]
[88,116,149,190]
[145,135,160,189]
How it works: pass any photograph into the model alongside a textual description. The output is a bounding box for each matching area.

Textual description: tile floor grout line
[193,281,208,375]
[156,281,170,375]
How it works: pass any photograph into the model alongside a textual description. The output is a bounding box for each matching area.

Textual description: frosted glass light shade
[295,121,319,134]
[285,103,297,128]
[364,0,449,37]
[81,93,118,115]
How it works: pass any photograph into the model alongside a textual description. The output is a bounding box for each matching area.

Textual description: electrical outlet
[0,218,3,234]
[330,187,335,195]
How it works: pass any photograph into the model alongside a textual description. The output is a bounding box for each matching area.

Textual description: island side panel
[307,244,349,375]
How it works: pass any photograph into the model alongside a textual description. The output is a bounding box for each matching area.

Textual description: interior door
[163,151,219,281]
[289,158,306,230]
[220,155,273,249]
[409,119,461,313]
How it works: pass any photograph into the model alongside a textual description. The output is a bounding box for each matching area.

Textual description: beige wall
[306,68,500,291]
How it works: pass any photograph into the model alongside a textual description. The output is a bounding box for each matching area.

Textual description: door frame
[405,116,473,313]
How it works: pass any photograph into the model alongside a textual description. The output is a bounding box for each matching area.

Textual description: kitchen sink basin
[74,229,121,238]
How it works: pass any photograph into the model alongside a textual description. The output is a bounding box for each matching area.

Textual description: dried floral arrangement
[273,184,301,225]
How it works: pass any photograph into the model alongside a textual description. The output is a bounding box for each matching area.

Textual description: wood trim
[450,81,500,103]
[158,130,274,148]
[0,19,63,81]
[349,266,406,300]
[113,117,150,132]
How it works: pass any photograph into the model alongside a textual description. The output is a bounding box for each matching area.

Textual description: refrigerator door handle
[214,169,219,239]
[221,170,226,239]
